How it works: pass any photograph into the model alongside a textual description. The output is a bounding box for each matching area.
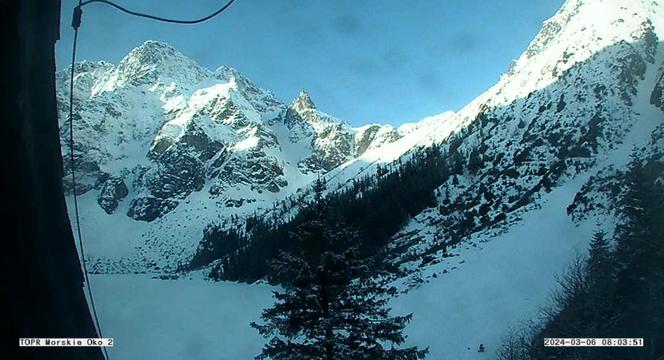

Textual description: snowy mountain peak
[213,65,244,81]
[522,0,659,63]
[125,40,184,64]
[284,89,340,127]
[475,0,663,111]
[111,40,210,90]
[292,89,316,112]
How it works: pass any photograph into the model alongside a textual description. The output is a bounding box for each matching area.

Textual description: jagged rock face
[56,41,401,271]
[113,40,210,89]
[524,0,582,59]
[285,90,403,172]
[652,66,664,109]
[96,174,129,214]
[284,90,353,171]
[300,123,355,172]
[126,196,178,223]
[290,89,316,113]
[355,125,402,156]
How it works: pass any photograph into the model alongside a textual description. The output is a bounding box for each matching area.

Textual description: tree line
[193,144,455,282]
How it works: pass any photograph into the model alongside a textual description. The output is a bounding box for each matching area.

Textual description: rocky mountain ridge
[57,42,402,270]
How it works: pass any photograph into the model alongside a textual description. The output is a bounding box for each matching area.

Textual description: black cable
[69,6,110,360]
[79,0,237,24]
[67,2,238,359]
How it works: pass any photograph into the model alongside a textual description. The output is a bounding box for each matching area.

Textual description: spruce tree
[586,229,614,287]
[585,229,616,336]
[251,178,428,360]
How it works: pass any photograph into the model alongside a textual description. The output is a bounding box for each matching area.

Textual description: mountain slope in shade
[57,41,402,271]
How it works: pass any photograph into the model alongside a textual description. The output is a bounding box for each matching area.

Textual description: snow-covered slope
[315,0,662,249]
[325,0,662,184]
[57,41,402,272]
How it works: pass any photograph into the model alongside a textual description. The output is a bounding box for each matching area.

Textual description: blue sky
[57,0,564,126]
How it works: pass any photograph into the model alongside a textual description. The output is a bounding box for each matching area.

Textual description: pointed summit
[284,88,345,129]
[113,40,209,88]
[214,65,243,81]
[123,40,185,66]
[292,89,316,112]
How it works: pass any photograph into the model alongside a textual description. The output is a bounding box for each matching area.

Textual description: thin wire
[68,18,110,360]
[79,0,237,24]
[67,1,238,359]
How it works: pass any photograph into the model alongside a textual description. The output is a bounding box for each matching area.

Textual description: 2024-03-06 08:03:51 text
[544,338,644,347]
